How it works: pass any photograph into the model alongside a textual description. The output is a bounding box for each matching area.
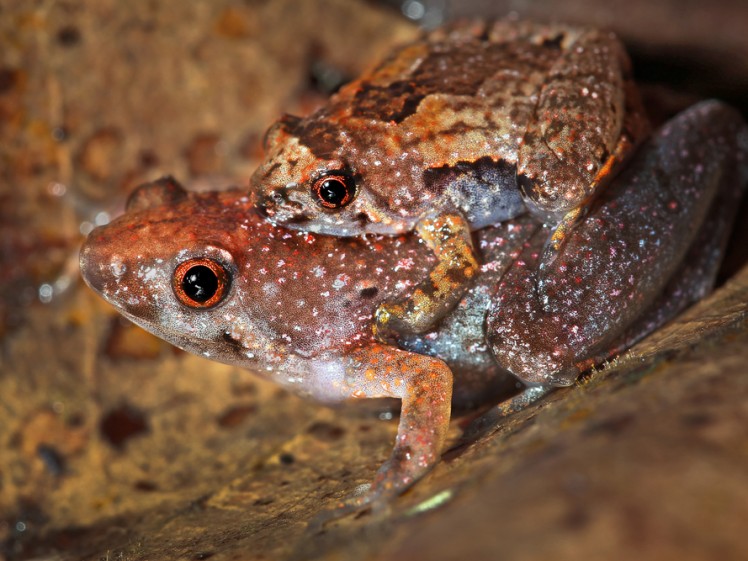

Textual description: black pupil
[182,265,218,303]
[319,178,348,205]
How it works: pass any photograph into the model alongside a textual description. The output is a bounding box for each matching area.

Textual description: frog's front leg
[373,212,479,342]
[325,343,453,515]
[489,100,747,386]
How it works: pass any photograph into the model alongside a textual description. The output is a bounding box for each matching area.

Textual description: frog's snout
[255,189,282,217]
[79,226,131,299]
[79,235,106,296]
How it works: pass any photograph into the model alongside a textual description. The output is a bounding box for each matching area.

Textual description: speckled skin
[250,19,650,339]
[488,101,747,384]
[80,101,746,510]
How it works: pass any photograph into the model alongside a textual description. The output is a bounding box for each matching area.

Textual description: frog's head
[80,177,418,384]
[251,114,411,236]
[80,177,283,370]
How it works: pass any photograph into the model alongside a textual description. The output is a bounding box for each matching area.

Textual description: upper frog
[250,19,649,339]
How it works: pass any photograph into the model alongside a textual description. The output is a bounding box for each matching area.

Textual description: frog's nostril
[258,188,296,217]
[257,195,278,218]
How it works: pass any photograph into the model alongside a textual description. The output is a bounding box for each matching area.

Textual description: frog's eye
[311,173,356,209]
[173,258,230,309]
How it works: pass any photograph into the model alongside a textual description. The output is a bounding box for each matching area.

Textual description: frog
[250,18,651,342]
[81,100,747,513]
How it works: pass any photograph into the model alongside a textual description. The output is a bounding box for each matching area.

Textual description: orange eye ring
[311,173,356,209]
[173,258,230,309]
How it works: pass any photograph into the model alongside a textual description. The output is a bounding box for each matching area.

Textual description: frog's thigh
[374,213,478,340]
[517,30,634,219]
[488,100,747,385]
[580,164,746,371]
[341,344,453,505]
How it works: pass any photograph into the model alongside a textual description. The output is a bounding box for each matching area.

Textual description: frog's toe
[539,205,587,273]
[373,300,438,342]
[307,485,393,532]
[373,302,407,342]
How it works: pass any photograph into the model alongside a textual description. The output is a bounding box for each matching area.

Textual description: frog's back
[321,20,584,169]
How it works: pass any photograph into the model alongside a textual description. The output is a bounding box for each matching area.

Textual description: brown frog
[251,19,650,340]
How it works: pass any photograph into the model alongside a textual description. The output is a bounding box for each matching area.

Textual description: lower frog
[251,19,650,341]
[81,101,746,513]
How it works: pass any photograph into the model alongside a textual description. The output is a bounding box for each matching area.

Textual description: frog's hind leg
[477,183,738,436]
[576,157,746,374]
[374,212,479,342]
[518,27,650,270]
[488,100,747,386]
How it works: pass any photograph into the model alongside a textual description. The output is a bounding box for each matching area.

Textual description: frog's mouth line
[259,205,313,226]
[115,306,246,360]
[256,192,311,225]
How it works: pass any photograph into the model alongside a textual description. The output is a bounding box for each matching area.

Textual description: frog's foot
[307,456,417,531]
[538,205,586,271]
[307,484,388,533]
[373,213,479,342]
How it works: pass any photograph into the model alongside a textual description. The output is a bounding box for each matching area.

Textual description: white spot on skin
[110,260,126,278]
[263,282,279,297]
[332,274,350,290]
[141,267,159,283]
[394,258,414,272]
